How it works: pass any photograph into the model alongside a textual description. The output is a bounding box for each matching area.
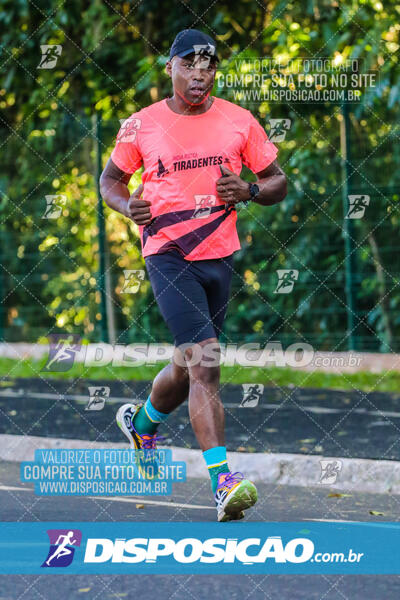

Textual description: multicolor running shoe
[116,403,164,478]
[214,471,258,522]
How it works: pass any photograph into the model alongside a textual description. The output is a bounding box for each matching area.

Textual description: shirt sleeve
[110,115,143,174]
[241,114,278,173]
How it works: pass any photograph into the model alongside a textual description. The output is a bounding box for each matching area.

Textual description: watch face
[250,183,259,197]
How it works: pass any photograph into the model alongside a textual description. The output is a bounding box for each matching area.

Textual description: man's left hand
[216,166,249,204]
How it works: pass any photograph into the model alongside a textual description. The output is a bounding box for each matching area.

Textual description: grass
[1,357,399,393]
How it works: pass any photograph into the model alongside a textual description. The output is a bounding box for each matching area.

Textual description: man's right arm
[99,158,132,218]
[99,158,151,225]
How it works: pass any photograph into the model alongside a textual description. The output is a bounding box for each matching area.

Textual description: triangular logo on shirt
[157,157,169,178]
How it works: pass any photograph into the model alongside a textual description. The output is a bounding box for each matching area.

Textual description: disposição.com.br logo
[41,529,82,568]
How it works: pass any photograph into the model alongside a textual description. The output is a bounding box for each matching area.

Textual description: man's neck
[166,93,213,115]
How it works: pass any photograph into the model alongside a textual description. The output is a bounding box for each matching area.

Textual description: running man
[100,29,287,521]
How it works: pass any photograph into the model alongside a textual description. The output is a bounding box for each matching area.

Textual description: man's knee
[172,363,189,384]
[179,338,221,385]
[189,363,220,386]
[181,338,221,367]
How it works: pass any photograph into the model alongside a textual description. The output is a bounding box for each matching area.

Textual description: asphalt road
[1,461,400,599]
[0,571,399,600]
[2,461,400,523]
[1,377,400,460]
[2,378,400,597]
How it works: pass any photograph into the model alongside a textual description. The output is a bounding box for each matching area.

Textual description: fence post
[93,112,109,343]
[0,223,3,343]
[340,102,357,351]
[0,188,7,342]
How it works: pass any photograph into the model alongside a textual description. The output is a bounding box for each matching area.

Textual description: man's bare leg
[184,337,225,451]
[143,338,225,447]
[148,346,190,413]
[147,339,226,449]
[122,347,190,437]
[182,337,257,520]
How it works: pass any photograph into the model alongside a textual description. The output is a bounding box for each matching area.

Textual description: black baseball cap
[169,29,219,62]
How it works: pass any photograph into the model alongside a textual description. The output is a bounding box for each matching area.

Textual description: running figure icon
[45,531,77,566]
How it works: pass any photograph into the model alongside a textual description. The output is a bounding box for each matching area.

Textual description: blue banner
[1,522,400,574]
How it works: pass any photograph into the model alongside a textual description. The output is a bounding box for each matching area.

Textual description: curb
[2,434,400,494]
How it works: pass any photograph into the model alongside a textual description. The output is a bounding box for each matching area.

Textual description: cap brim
[172,48,219,61]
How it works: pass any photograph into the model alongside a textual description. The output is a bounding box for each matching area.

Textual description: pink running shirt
[110,96,278,261]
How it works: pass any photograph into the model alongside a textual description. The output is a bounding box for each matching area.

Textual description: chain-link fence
[1,105,399,352]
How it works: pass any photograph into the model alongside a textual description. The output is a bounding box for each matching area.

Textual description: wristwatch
[243,183,260,206]
[249,183,260,200]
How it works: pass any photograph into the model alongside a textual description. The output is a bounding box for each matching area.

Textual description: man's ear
[165,60,172,78]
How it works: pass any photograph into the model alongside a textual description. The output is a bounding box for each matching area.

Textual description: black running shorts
[145,249,234,347]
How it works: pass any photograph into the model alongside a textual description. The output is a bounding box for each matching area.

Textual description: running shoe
[214,471,258,522]
[116,403,164,478]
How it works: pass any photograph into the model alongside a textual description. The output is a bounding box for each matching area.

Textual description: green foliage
[0,0,399,352]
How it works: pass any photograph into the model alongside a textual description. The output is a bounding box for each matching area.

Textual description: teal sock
[203,446,230,494]
[132,396,170,435]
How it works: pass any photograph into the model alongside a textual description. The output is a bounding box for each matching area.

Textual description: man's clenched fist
[125,184,152,225]
[216,165,250,204]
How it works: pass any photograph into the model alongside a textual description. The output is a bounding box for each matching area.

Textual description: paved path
[2,378,400,460]
[1,461,400,599]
